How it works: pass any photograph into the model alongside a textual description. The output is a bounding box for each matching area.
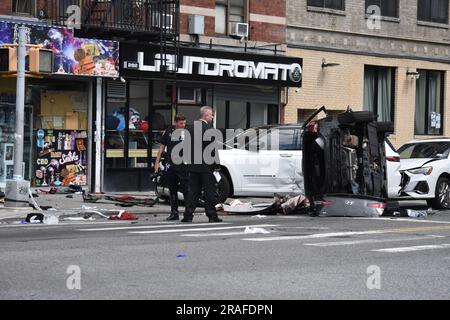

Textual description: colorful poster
[0,21,119,77]
[34,129,88,187]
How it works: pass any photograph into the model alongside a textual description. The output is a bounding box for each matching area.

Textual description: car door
[238,127,302,196]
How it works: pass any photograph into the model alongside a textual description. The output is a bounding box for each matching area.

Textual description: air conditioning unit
[178,88,202,104]
[230,22,249,38]
[152,13,174,30]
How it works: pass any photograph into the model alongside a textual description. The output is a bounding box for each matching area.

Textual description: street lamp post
[5,26,31,208]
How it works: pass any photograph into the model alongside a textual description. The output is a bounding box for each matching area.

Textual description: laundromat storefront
[102,43,303,192]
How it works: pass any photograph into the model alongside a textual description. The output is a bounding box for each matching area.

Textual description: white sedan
[396,139,450,209]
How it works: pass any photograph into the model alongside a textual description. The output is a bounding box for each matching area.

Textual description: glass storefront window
[128,80,150,168]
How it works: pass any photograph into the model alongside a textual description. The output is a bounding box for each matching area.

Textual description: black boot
[167,194,179,221]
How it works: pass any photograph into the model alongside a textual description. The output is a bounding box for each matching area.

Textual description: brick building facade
[285,0,450,148]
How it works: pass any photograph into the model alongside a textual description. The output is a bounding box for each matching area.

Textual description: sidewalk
[0,190,173,223]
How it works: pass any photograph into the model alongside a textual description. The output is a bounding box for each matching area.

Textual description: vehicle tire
[158,195,170,204]
[214,173,231,204]
[427,176,450,210]
[376,121,394,134]
[338,111,376,125]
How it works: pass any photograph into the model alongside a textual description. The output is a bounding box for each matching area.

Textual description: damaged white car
[397,139,450,209]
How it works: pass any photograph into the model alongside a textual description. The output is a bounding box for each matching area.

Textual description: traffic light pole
[5,26,30,208]
[13,26,27,180]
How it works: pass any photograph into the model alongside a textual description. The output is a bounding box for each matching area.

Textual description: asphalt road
[1,210,450,300]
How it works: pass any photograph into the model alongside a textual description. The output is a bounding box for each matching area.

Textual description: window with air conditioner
[178,88,202,105]
[13,0,35,16]
[215,0,248,37]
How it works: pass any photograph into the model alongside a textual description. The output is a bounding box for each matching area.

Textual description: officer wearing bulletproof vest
[154,113,189,221]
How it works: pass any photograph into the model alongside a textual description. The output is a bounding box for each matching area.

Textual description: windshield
[398,142,450,159]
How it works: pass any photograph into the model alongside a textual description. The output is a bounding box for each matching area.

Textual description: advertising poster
[34,129,88,187]
[0,21,119,77]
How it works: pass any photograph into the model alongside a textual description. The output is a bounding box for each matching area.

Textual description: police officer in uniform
[155,113,189,221]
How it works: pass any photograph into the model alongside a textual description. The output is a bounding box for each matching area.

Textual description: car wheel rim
[438,182,449,207]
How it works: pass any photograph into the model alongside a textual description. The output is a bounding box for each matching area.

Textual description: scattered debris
[406,209,430,218]
[176,254,188,258]
[83,193,157,207]
[251,215,267,219]
[244,227,271,234]
[109,212,138,221]
[25,213,44,223]
[43,215,59,225]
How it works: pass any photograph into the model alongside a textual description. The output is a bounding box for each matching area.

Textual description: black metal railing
[38,0,179,36]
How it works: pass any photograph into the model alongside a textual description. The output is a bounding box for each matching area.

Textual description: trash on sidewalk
[176,254,188,258]
[251,215,267,219]
[244,227,271,234]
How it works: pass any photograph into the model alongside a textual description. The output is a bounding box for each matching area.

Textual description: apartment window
[215,0,247,35]
[363,66,396,122]
[13,0,35,15]
[415,70,445,135]
[418,0,449,24]
[307,0,345,11]
[365,0,399,17]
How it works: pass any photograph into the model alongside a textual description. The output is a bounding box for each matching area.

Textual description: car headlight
[407,167,433,175]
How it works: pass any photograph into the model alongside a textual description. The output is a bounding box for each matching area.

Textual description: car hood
[400,158,441,170]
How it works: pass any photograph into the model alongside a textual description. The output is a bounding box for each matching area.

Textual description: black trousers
[165,165,189,214]
[166,165,189,196]
[185,172,217,218]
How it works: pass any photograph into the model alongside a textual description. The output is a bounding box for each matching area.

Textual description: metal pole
[5,26,30,207]
[13,26,27,180]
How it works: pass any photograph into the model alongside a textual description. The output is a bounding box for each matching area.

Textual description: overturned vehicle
[302,107,394,217]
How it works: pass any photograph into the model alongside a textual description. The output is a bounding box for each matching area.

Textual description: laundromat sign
[120,43,302,87]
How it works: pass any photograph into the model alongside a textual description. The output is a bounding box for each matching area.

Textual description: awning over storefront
[120,43,302,87]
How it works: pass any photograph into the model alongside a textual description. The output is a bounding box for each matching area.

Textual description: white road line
[352,217,450,224]
[304,235,445,247]
[182,230,279,237]
[77,222,229,232]
[372,244,450,253]
[243,230,387,242]
[129,224,279,235]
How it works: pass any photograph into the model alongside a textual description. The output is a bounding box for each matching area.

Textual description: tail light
[386,156,400,162]
[367,203,386,209]
[318,201,335,206]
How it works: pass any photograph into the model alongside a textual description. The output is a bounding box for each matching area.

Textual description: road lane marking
[372,244,450,253]
[243,226,450,242]
[129,224,279,235]
[304,235,445,247]
[182,230,280,237]
[352,217,450,224]
[77,222,229,232]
